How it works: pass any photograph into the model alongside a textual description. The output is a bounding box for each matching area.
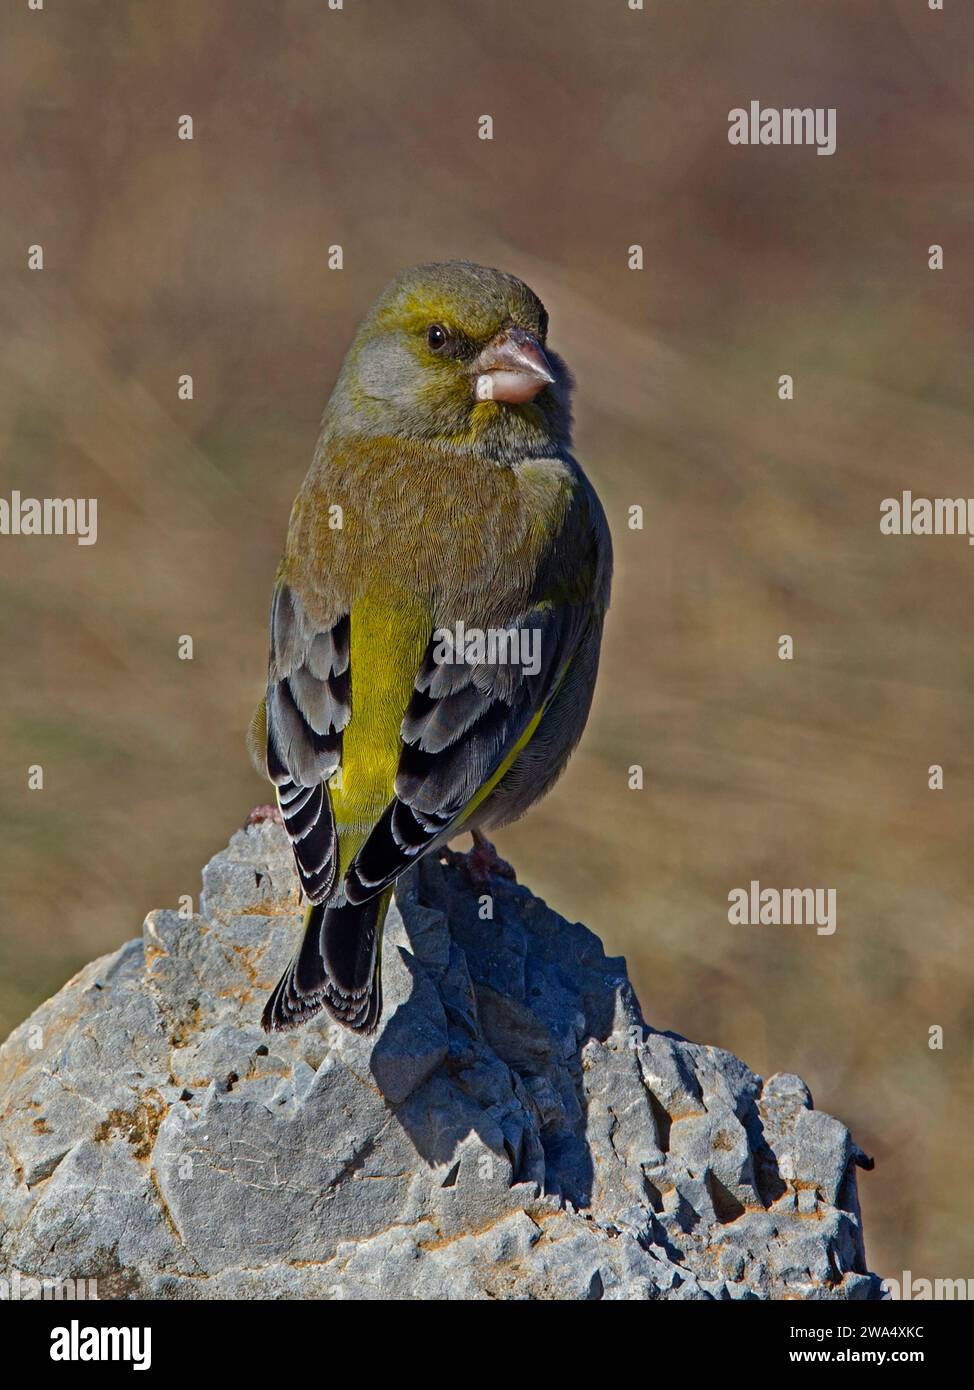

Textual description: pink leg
[463,829,516,888]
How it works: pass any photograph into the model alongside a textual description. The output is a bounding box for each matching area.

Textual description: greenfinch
[251,261,612,1033]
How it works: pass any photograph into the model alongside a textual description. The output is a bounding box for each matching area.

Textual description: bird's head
[328,261,573,460]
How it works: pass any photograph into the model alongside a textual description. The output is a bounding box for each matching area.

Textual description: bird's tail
[261,891,390,1034]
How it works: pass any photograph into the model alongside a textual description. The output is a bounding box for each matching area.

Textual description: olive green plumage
[255,261,612,1034]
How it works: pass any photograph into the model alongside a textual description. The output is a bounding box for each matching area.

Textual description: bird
[249,260,612,1034]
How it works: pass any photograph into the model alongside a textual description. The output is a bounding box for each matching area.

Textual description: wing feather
[344,603,583,903]
[265,583,349,905]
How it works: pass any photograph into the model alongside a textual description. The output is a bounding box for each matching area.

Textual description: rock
[0,823,881,1300]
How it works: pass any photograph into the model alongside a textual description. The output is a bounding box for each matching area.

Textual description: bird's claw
[463,831,516,889]
[245,803,282,827]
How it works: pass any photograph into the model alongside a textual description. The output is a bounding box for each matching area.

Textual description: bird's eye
[538,310,549,342]
[426,323,448,351]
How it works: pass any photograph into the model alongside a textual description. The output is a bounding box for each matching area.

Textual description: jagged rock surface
[0,823,881,1300]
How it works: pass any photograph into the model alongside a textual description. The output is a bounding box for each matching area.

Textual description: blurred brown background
[2,0,972,1286]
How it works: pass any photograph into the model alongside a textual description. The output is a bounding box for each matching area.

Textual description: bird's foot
[463,830,516,889]
[245,803,282,827]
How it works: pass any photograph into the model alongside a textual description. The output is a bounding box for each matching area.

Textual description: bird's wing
[343,598,589,904]
[264,582,350,903]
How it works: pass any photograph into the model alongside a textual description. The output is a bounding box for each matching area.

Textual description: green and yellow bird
[251,261,612,1034]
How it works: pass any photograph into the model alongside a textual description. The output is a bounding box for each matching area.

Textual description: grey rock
[0,822,881,1300]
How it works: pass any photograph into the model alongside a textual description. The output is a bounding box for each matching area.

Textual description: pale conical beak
[472,326,555,404]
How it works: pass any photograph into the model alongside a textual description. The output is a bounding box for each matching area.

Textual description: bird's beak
[471,327,555,404]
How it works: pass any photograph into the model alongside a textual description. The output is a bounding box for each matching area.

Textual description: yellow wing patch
[333,589,429,870]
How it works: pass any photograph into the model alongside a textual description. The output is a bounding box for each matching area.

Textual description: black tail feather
[261,895,388,1034]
